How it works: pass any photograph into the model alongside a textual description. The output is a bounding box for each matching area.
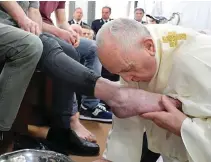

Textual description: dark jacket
[68,19,89,26]
[91,18,113,34]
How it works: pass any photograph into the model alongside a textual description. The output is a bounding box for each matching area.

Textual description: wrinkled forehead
[97,42,129,74]
[102,8,110,13]
[82,28,90,33]
[135,10,144,14]
[75,9,82,13]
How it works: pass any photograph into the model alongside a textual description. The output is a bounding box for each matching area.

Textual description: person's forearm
[0,1,27,25]
[42,22,62,37]
[95,78,164,118]
[28,8,43,31]
[58,22,70,31]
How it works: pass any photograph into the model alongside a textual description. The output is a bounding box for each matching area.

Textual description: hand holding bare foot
[167,96,182,110]
[70,112,97,142]
[110,89,181,118]
[95,78,182,119]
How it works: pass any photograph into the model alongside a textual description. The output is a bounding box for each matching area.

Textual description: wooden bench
[0,71,52,154]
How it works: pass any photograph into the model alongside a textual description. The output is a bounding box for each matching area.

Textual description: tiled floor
[70,120,163,162]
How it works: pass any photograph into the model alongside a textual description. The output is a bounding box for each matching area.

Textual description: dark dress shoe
[46,128,100,156]
[13,134,68,155]
[0,131,14,154]
[14,134,50,151]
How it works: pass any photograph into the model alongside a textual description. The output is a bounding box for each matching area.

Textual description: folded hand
[18,16,40,36]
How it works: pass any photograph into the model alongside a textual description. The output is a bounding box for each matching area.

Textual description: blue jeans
[72,38,102,112]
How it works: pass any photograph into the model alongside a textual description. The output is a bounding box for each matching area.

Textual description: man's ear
[141,38,155,56]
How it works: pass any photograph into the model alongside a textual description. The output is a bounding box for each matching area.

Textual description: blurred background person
[91,6,113,35]
[68,7,89,26]
[81,25,95,40]
[134,8,146,24]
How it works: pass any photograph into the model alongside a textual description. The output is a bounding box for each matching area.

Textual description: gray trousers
[0,23,43,131]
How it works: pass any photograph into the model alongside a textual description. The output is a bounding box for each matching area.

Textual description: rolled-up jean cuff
[83,71,101,96]
[71,105,78,116]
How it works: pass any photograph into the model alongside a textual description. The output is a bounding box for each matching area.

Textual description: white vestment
[103,24,211,162]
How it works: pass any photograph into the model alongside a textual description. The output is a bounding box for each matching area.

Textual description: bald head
[96,18,156,82]
[96,18,150,51]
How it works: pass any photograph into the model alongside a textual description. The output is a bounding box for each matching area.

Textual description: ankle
[28,125,49,139]
[70,112,80,123]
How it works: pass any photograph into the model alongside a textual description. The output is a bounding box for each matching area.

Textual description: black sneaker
[80,104,112,123]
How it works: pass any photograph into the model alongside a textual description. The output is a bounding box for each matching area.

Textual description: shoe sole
[79,115,112,123]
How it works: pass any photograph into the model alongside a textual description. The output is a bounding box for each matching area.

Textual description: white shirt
[73,19,82,25]
[102,19,109,23]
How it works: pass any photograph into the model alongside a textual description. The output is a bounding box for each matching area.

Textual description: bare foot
[70,112,97,143]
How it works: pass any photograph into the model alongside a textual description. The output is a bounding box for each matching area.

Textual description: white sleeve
[181,118,211,162]
[103,116,145,162]
[164,46,211,162]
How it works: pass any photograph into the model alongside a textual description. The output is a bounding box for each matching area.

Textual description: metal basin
[0,149,75,162]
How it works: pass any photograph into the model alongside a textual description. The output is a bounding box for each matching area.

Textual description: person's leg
[41,33,96,142]
[36,34,100,155]
[76,38,112,122]
[37,33,80,130]
[77,38,101,107]
[0,23,42,132]
[70,93,96,142]
[38,34,100,96]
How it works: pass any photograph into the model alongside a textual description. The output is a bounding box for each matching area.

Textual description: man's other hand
[69,26,81,48]
[141,96,187,136]
[167,96,182,110]
[18,16,40,36]
[57,29,79,47]
[71,24,82,36]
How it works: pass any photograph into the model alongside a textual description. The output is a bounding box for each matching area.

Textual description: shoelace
[96,103,109,112]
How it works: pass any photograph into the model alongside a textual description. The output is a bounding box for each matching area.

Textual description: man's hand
[167,96,182,110]
[95,78,182,118]
[70,24,82,47]
[18,16,41,36]
[57,29,79,47]
[69,25,81,47]
[0,1,40,35]
[141,96,187,136]
[73,34,80,48]
[70,24,82,36]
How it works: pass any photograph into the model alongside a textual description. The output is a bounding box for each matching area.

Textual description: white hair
[96,18,151,51]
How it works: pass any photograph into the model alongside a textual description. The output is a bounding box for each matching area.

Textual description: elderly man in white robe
[93,18,211,162]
